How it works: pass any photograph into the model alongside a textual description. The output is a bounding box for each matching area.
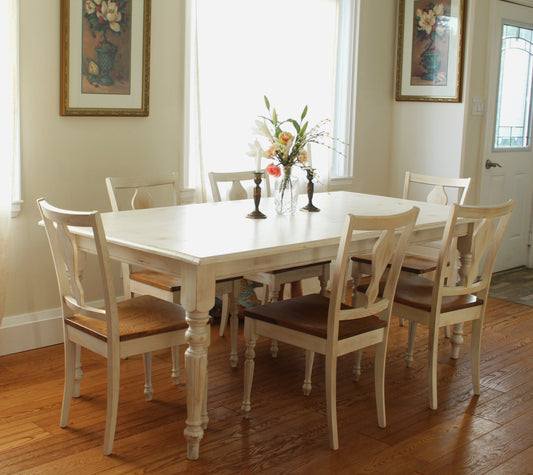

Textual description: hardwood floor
[1,297,533,474]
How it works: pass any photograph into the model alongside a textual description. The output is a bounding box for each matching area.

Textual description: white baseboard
[0,298,107,356]
[0,308,63,356]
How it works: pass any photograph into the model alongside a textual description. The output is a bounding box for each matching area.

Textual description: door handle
[485,159,503,169]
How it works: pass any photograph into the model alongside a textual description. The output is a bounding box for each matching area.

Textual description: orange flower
[279,131,293,144]
[266,163,281,177]
[298,150,308,163]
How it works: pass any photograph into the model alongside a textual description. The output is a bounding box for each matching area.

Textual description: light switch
[472,97,485,116]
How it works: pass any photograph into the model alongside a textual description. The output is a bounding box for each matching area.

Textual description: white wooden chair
[37,198,200,455]
[209,170,330,359]
[106,174,240,367]
[352,172,471,332]
[241,207,419,450]
[391,200,515,409]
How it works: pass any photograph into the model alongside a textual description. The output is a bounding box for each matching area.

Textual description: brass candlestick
[301,169,320,212]
[246,171,267,219]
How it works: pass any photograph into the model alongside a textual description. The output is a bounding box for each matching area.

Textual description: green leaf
[300,121,308,136]
[264,96,270,110]
[301,105,308,120]
[288,119,300,133]
[272,108,277,124]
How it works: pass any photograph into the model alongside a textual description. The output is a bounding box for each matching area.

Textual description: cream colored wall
[6,0,185,317]
[351,0,396,196]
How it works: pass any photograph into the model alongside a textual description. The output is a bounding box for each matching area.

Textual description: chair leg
[143,352,154,401]
[241,319,257,418]
[60,339,77,428]
[269,285,281,358]
[229,310,239,367]
[219,293,230,337]
[103,353,121,456]
[325,353,339,450]
[374,341,387,428]
[352,350,363,381]
[171,346,180,385]
[471,319,483,395]
[73,344,83,398]
[406,321,417,367]
[303,350,315,395]
[428,323,439,410]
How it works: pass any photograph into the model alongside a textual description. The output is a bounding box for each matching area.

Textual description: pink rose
[266,163,281,177]
[267,144,279,157]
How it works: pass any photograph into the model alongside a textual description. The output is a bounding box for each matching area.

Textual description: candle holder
[246,171,267,219]
[301,168,320,212]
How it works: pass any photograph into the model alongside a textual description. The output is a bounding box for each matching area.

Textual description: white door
[481,0,533,271]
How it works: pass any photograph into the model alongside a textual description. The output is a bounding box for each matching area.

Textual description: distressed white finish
[66,191,461,460]
[37,199,193,456]
[106,174,238,370]
[392,200,516,410]
[242,207,419,450]
[208,170,330,363]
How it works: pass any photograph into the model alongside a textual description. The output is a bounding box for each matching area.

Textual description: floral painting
[82,1,132,95]
[395,0,464,102]
[410,1,451,85]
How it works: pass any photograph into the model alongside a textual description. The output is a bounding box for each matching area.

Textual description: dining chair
[352,172,471,332]
[208,170,330,359]
[37,198,201,455]
[241,207,419,450]
[389,200,515,410]
[106,174,240,368]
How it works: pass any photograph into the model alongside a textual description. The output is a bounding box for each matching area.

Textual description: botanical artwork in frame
[396,0,466,102]
[60,0,151,116]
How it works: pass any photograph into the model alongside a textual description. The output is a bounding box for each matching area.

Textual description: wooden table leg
[182,264,216,460]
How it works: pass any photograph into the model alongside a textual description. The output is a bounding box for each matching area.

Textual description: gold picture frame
[396,0,466,102]
[60,0,151,116]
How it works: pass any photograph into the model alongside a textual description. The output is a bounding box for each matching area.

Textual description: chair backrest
[209,171,271,202]
[37,198,119,344]
[328,207,419,342]
[403,172,471,205]
[105,173,180,211]
[435,200,516,304]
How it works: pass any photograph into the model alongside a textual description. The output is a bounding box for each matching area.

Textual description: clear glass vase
[274,166,299,214]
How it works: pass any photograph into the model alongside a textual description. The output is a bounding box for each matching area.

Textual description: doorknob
[485,159,503,169]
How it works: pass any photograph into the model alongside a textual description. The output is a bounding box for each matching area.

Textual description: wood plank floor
[1,297,533,474]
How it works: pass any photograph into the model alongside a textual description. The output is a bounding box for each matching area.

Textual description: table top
[76,191,451,267]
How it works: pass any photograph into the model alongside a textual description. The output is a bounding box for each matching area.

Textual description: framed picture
[60,0,151,116]
[395,0,466,102]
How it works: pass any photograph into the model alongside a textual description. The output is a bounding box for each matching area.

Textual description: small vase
[274,166,299,215]
[420,47,441,82]
[95,41,118,86]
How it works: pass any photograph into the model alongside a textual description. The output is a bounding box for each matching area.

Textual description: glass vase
[274,166,299,215]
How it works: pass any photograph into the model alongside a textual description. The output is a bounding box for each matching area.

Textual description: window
[185,0,357,200]
[494,24,533,149]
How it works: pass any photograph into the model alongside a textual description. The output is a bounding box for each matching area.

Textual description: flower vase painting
[395,0,465,102]
[411,1,450,85]
[60,0,151,116]
[82,1,132,94]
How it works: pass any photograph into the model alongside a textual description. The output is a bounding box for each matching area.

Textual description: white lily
[252,120,273,141]
[246,139,264,158]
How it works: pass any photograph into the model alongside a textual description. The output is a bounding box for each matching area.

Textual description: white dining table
[70,191,463,460]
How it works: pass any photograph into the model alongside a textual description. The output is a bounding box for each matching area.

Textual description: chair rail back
[403,171,471,205]
[435,200,516,303]
[105,173,180,212]
[209,170,271,202]
[37,198,118,337]
[328,207,419,340]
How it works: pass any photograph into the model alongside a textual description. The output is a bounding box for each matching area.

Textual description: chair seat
[244,293,386,339]
[130,270,182,292]
[66,295,188,342]
[352,253,437,275]
[393,274,483,312]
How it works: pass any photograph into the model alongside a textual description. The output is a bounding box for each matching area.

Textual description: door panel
[481,0,533,271]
